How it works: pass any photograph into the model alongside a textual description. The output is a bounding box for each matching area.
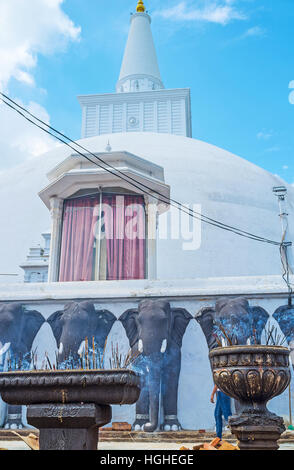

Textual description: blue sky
[1,0,294,183]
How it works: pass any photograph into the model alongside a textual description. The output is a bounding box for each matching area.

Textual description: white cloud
[289,81,294,105]
[264,146,280,153]
[0,99,59,170]
[257,129,273,140]
[243,26,264,37]
[283,165,289,170]
[0,0,81,90]
[0,0,80,170]
[155,0,247,25]
[240,26,266,39]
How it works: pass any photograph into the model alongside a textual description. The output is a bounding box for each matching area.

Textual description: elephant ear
[195,307,218,350]
[22,309,45,350]
[250,306,269,344]
[273,305,294,341]
[94,309,116,343]
[47,310,64,347]
[170,308,193,348]
[119,309,139,348]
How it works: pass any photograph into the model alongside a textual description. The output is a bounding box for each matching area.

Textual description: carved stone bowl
[0,370,141,406]
[209,345,291,413]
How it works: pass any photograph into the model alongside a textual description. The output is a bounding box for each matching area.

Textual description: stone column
[48,197,63,283]
[27,403,111,451]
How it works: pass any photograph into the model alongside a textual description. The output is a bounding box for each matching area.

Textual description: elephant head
[0,302,44,365]
[273,304,294,364]
[214,297,252,344]
[196,297,269,348]
[214,297,269,344]
[47,301,116,363]
[119,299,192,432]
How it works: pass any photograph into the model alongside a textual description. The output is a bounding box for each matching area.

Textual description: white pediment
[39,150,170,212]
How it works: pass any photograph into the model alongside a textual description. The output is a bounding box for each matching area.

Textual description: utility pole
[273,186,293,299]
[273,186,293,427]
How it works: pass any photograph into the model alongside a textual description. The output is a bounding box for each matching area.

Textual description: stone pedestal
[229,411,285,451]
[27,403,111,450]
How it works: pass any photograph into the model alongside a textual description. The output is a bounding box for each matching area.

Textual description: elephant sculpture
[196,297,269,414]
[196,297,269,348]
[0,302,45,429]
[119,299,192,432]
[273,304,294,366]
[47,301,116,363]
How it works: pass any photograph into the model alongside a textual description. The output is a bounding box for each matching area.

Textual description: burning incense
[92,337,96,370]
[45,352,52,370]
[85,337,89,369]
[217,323,233,346]
[100,337,108,368]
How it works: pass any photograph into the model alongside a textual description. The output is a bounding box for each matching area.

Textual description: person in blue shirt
[211,384,232,439]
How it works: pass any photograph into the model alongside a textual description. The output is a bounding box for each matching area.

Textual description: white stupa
[0,0,293,285]
[0,0,293,432]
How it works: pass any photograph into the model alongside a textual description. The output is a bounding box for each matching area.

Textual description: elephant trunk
[57,335,85,365]
[144,360,161,433]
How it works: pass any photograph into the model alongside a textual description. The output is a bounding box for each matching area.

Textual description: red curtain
[59,197,99,282]
[59,194,146,282]
[103,195,146,280]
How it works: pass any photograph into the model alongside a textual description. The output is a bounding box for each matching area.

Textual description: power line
[0,92,272,241]
[0,92,280,245]
[0,92,287,247]
[0,93,284,246]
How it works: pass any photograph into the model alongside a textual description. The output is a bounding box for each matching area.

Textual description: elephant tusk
[58,342,64,355]
[161,339,167,353]
[138,339,143,353]
[78,340,86,356]
[0,342,11,357]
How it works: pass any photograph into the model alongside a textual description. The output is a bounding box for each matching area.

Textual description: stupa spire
[136,0,146,13]
[116,1,164,93]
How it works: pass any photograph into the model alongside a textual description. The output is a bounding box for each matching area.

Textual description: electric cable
[0,91,282,245]
[0,92,289,248]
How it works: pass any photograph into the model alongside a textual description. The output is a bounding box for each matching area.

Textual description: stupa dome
[0,131,292,283]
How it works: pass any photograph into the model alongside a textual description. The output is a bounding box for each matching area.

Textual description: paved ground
[1,441,294,450]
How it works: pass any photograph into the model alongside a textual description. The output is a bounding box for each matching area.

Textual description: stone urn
[0,370,140,450]
[209,345,291,450]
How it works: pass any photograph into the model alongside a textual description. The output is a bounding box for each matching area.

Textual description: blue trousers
[215,391,232,439]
